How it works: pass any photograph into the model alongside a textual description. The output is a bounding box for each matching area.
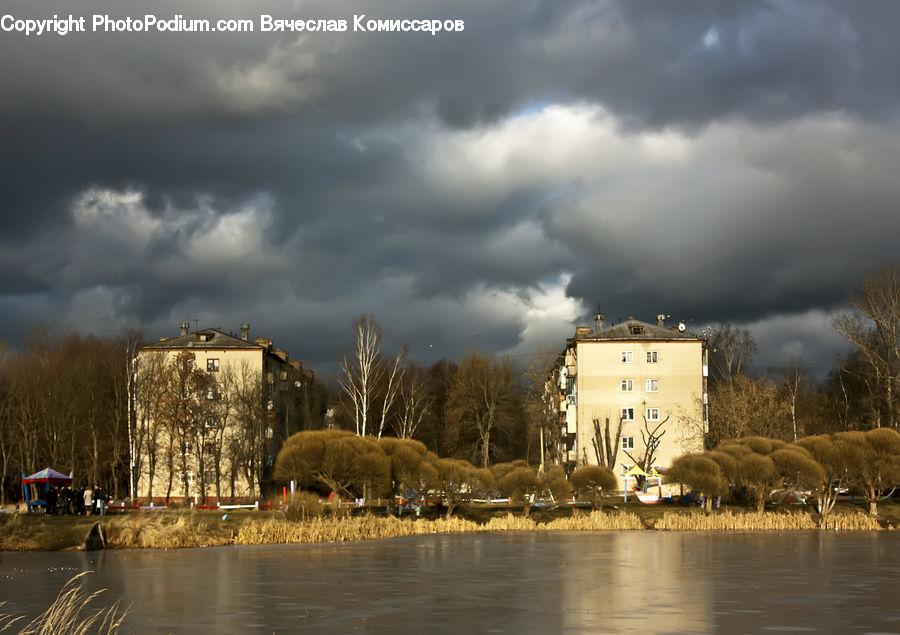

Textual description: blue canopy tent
[22,468,73,513]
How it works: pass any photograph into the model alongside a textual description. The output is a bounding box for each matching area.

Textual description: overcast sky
[2,0,899,377]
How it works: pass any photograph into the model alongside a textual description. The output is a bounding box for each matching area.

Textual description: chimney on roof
[180,322,190,336]
[240,323,250,341]
[595,313,604,334]
[657,314,666,328]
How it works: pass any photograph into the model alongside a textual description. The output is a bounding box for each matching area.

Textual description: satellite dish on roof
[678,321,686,332]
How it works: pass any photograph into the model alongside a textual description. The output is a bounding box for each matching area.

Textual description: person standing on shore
[73,487,85,515]
[95,485,107,516]
[45,487,57,515]
[60,486,72,515]
[84,486,93,516]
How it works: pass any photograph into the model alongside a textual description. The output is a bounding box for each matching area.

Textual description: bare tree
[228,359,267,499]
[134,351,167,502]
[708,375,789,446]
[776,358,807,441]
[622,414,668,487]
[589,416,624,469]
[707,323,758,383]
[337,315,405,437]
[523,349,557,466]
[834,264,900,429]
[151,351,214,502]
[445,355,520,468]
[393,363,433,439]
[376,346,406,439]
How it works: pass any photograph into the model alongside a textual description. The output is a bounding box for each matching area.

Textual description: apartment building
[550,313,707,475]
[133,323,314,503]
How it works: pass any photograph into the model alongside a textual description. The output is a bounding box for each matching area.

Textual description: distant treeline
[2,265,900,506]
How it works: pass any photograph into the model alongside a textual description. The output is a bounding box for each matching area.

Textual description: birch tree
[337,315,405,437]
[393,363,432,439]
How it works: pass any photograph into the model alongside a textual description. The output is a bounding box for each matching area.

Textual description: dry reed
[0,572,127,634]
[542,510,644,531]
[655,510,883,531]
[233,510,644,545]
[74,505,891,551]
[105,513,223,549]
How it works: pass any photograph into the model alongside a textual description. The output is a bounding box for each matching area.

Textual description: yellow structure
[133,323,313,504]
[550,313,707,479]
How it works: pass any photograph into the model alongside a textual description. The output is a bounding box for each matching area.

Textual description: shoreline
[1,501,894,551]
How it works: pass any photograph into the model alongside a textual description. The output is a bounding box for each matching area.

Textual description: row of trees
[0,332,133,506]
[704,266,900,446]
[274,429,617,516]
[335,316,538,468]
[3,265,900,505]
[669,429,900,517]
[133,351,278,504]
[0,332,328,505]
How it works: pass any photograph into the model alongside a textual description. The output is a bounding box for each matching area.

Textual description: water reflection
[559,532,712,633]
[1,532,896,633]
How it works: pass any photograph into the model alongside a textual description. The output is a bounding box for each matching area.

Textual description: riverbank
[1,499,895,551]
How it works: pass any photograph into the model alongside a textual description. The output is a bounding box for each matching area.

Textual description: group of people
[43,485,109,516]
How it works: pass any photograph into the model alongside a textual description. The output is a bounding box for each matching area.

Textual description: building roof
[140,328,264,351]
[578,318,703,342]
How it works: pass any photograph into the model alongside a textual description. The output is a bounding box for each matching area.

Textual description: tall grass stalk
[655,510,882,531]
[106,513,215,549]
[0,572,127,634]
[234,511,644,545]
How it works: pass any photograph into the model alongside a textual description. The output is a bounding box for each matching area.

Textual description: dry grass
[543,510,644,530]
[3,500,892,552]
[236,515,474,544]
[105,513,226,549]
[0,514,99,551]
[283,492,327,522]
[0,572,127,634]
[654,509,883,531]
[233,510,644,545]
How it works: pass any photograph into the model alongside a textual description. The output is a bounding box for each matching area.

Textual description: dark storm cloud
[2,0,900,370]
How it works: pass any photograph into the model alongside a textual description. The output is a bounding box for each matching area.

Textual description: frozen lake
[1,531,897,633]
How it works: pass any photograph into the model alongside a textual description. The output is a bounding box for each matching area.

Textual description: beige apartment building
[550,313,707,481]
[133,323,314,504]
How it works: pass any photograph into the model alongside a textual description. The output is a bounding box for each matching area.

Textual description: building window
[207,358,220,372]
[207,387,219,400]
[646,379,659,392]
[621,351,633,363]
[647,407,660,422]
[621,379,634,392]
[621,407,634,422]
[647,351,658,363]
[630,325,644,335]
[622,436,635,450]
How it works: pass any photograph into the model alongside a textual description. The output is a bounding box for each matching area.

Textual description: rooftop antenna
[192,318,199,333]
